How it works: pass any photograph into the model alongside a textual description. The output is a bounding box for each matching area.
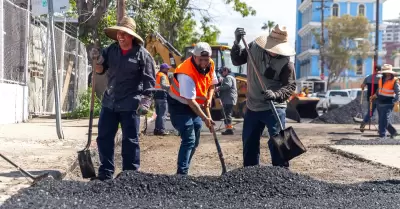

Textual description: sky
[193,0,400,48]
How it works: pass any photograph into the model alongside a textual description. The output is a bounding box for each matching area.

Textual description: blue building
[295,0,387,86]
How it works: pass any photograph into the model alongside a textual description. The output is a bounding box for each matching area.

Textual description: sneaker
[221,129,234,135]
[390,133,399,139]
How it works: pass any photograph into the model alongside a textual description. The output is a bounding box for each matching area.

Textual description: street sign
[31,0,70,16]
[320,73,325,80]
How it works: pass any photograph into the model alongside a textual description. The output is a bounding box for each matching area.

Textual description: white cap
[191,42,212,56]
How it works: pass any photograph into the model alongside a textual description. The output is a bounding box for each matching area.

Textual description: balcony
[298,22,321,37]
[298,0,312,13]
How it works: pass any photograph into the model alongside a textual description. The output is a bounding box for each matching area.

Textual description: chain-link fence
[1,0,89,117]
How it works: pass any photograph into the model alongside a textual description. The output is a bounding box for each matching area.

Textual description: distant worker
[89,17,155,180]
[370,64,399,139]
[359,65,381,132]
[168,42,218,175]
[153,63,172,136]
[232,25,296,168]
[216,67,238,135]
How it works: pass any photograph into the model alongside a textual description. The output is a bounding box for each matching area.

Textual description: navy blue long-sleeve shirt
[97,42,156,111]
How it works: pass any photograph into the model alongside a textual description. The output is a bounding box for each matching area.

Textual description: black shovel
[77,46,97,179]
[241,36,307,161]
[0,153,51,184]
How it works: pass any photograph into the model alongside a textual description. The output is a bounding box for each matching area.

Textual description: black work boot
[154,129,169,136]
[221,129,234,135]
[359,122,366,133]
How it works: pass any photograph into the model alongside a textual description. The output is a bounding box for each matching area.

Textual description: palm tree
[261,20,275,33]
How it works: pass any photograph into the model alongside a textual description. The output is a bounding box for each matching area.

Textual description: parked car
[327,90,352,110]
[348,88,367,100]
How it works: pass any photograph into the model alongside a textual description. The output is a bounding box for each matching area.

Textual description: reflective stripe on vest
[155,71,169,89]
[169,57,215,105]
[378,77,397,97]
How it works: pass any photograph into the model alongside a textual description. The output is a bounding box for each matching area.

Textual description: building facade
[383,18,400,66]
[295,0,387,86]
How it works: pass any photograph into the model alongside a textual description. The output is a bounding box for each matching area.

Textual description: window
[356,59,363,75]
[332,4,339,17]
[358,4,365,16]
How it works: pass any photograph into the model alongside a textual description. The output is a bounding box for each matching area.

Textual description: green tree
[192,17,221,45]
[261,20,275,33]
[312,15,371,89]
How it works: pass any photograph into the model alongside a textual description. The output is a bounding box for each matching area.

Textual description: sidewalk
[0,118,96,203]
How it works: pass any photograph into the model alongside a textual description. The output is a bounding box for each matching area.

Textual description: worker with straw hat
[370,64,400,139]
[231,25,296,168]
[89,17,156,180]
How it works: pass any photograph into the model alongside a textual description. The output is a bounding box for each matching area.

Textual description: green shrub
[65,87,101,119]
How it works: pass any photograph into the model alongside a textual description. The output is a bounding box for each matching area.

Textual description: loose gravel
[311,97,400,124]
[2,166,400,209]
[335,138,400,145]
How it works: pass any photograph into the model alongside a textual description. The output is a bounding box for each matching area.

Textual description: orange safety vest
[169,58,215,105]
[155,71,169,89]
[378,77,398,97]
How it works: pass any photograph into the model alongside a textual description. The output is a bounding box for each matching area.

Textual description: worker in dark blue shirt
[89,17,156,180]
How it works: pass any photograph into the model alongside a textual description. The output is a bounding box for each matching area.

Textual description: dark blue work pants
[96,106,140,179]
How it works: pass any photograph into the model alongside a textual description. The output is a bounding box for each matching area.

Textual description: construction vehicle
[285,79,326,122]
[145,32,247,120]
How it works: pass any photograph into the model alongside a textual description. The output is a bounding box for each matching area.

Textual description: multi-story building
[295,0,387,88]
[383,18,400,66]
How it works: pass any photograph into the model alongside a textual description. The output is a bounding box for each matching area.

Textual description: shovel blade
[77,150,96,179]
[270,126,306,161]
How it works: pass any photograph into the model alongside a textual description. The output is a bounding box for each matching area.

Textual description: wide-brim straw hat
[378,64,397,74]
[104,17,144,44]
[254,24,295,56]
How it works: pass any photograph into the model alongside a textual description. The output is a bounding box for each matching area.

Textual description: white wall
[0,83,28,124]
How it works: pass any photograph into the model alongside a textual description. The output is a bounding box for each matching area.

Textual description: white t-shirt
[177,70,219,99]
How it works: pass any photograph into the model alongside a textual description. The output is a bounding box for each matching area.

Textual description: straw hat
[254,24,295,56]
[104,17,144,44]
[379,64,397,74]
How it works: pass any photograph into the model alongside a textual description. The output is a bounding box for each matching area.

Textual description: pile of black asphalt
[2,166,400,209]
[311,97,400,124]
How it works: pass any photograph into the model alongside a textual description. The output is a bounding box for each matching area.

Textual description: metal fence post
[48,0,64,139]
[59,14,66,103]
[22,0,31,121]
[0,0,4,81]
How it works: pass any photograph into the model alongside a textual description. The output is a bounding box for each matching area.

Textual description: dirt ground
[65,122,400,184]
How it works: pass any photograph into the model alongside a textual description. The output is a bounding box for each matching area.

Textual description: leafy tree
[312,15,371,89]
[261,20,275,33]
[192,17,221,45]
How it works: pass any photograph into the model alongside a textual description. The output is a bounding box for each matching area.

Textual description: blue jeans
[96,107,140,179]
[170,113,202,175]
[377,103,397,137]
[242,107,288,167]
[155,99,168,131]
[363,100,377,123]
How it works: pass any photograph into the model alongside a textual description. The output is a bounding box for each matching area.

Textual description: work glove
[137,96,152,115]
[263,90,277,101]
[90,48,100,59]
[90,48,104,65]
[234,28,246,45]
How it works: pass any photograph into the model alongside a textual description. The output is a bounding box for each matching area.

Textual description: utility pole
[313,0,331,81]
[370,0,380,129]
[48,0,64,139]
[117,0,126,23]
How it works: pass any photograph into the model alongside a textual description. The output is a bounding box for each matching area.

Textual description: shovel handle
[210,125,227,174]
[241,37,284,132]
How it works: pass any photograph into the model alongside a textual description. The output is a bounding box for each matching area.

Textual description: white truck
[316,90,352,112]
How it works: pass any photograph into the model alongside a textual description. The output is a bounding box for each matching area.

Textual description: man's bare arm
[186,99,208,120]
[94,60,105,74]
